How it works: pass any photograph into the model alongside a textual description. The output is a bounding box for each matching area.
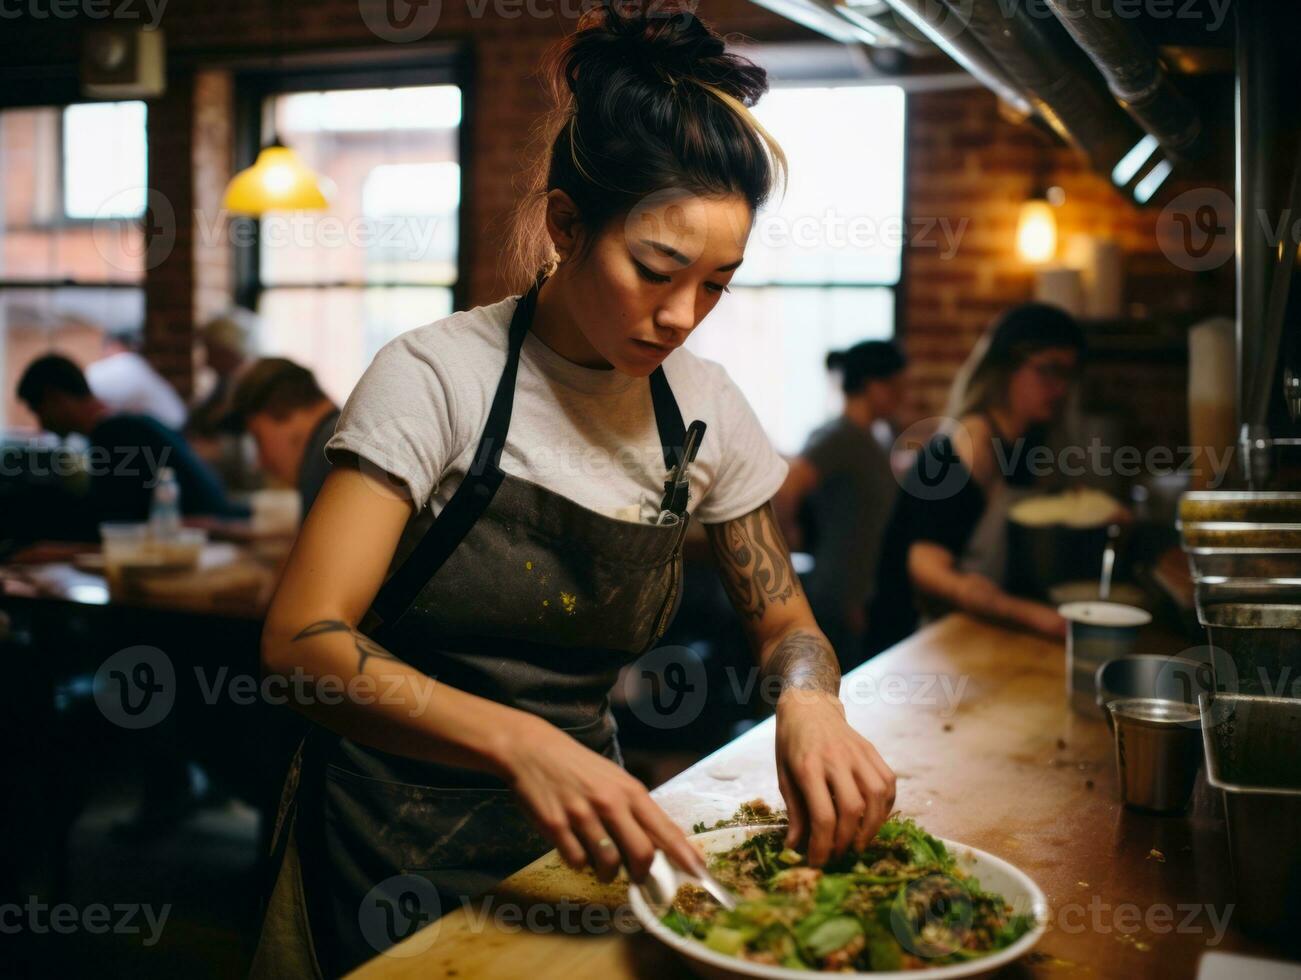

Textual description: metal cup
[1060,602,1152,715]
[1106,697,1203,814]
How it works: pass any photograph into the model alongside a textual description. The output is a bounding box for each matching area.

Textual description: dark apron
[250,277,699,978]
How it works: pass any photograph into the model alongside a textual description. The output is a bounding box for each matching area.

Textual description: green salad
[662,815,1034,972]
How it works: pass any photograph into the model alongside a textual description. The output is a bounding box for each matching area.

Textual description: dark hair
[949,303,1086,418]
[17,354,91,407]
[507,2,786,287]
[222,357,328,430]
[826,341,906,395]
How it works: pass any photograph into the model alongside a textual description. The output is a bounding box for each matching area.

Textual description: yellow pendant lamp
[223,140,331,216]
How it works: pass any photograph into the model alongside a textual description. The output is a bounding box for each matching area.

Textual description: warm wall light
[223,141,331,216]
[1016,197,1058,264]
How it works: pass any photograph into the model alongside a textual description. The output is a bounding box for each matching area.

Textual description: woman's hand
[774,690,896,868]
[499,715,705,884]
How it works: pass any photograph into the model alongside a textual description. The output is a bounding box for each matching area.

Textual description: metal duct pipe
[935,0,1140,169]
[874,0,1033,118]
[1043,0,1204,161]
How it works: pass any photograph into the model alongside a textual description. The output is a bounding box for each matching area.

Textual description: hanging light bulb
[1016,187,1059,264]
[223,140,331,216]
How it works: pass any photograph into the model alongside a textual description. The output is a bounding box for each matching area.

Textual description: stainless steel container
[1178,491,1301,581]
[1198,602,1301,699]
[1060,602,1151,715]
[1106,697,1202,813]
[1200,694,1301,940]
[1095,655,1213,727]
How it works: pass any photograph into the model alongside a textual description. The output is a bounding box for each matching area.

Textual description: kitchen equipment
[1200,694,1301,941]
[628,823,1048,980]
[1098,523,1120,599]
[1059,601,1151,715]
[1048,580,1148,610]
[642,850,737,913]
[1106,697,1203,813]
[1095,654,1213,726]
[1007,488,1124,597]
[656,419,706,526]
[1198,602,1301,699]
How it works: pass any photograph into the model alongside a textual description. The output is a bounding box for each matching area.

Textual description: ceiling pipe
[932,0,1140,170]
[1042,0,1204,162]
[872,0,1033,118]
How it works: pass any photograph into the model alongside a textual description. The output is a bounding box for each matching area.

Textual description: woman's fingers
[778,763,807,852]
[569,805,624,883]
[596,801,658,883]
[796,762,837,867]
[632,794,705,876]
[826,767,867,858]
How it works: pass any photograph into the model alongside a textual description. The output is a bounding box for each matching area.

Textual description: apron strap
[366,277,690,637]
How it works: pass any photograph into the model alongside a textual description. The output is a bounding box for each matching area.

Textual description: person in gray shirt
[221,357,340,517]
[776,341,906,669]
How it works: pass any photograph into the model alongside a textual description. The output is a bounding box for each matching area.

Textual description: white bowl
[629,824,1049,980]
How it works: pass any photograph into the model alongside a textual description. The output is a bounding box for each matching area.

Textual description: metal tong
[656,420,707,526]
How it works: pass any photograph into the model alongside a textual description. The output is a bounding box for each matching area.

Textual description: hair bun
[564,2,767,107]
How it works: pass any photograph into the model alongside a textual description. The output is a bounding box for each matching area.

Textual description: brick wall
[902,86,1232,453]
[2,3,1229,449]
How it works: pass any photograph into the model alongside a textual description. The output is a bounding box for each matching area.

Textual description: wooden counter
[349,614,1289,979]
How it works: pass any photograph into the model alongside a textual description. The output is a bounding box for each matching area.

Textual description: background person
[220,357,340,516]
[866,304,1087,654]
[16,354,243,532]
[775,340,906,668]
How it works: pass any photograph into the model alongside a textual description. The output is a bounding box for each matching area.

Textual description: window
[247,84,462,405]
[0,101,148,432]
[684,84,905,454]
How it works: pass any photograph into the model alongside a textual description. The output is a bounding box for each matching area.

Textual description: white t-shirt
[86,351,189,431]
[325,294,788,525]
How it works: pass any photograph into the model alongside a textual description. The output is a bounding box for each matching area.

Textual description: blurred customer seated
[16,354,245,536]
[85,328,188,430]
[221,358,340,516]
[186,308,263,493]
[775,341,907,669]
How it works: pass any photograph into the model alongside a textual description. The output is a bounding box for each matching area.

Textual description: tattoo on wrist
[294,619,398,673]
[764,629,841,698]
[707,502,801,621]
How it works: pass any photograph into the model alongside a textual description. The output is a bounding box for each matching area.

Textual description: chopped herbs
[663,816,1034,972]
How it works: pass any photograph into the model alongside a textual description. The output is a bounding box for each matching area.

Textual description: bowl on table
[628,823,1049,980]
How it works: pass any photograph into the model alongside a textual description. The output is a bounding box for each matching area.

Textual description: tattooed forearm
[762,628,841,698]
[293,619,398,673]
[706,502,800,621]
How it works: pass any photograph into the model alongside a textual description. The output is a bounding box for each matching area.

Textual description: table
[349,613,1293,979]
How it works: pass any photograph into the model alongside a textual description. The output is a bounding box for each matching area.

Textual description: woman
[866,304,1086,655]
[776,341,906,669]
[251,8,895,976]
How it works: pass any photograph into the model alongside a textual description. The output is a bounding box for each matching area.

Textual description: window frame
[231,50,473,316]
[0,99,150,288]
[724,81,913,341]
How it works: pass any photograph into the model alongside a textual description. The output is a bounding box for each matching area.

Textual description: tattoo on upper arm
[706,502,801,621]
[294,619,398,673]
[763,628,840,697]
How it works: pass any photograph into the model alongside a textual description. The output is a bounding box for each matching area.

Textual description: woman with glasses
[865,304,1086,655]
